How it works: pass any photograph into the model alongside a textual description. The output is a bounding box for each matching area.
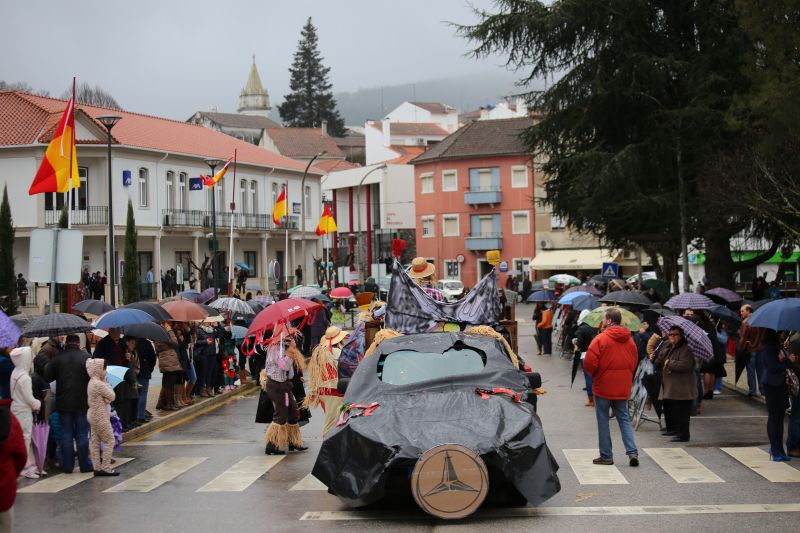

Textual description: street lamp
[204,157,224,297]
[300,150,327,287]
[97,115,122,306]
[356,164,387,280]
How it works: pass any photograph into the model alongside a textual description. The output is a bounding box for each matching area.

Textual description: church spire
[238,55,271,116]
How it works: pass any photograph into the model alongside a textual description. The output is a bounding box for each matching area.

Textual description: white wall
[380,165,415,229]
[365,124,400,165]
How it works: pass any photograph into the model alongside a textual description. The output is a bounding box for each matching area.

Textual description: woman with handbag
[760,329,791,461]
[653,326,696,442]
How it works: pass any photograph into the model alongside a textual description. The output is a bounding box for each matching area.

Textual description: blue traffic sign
[601,262,620,279]
[189,177,204,190]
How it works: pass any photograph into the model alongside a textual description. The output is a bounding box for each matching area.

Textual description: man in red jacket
[583,308,639,466]
[1,399,28,531]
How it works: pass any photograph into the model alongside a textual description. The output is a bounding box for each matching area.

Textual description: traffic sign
[601,262,620,279]
[499,261,508,272]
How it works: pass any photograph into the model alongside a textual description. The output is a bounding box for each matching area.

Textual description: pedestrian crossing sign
[601,262,619,279]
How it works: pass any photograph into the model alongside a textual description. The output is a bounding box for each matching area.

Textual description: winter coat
[583,325,638,400]
[0,353,12,400]
[44,344,91,412]
[574,324,598,353]
[760,342,788,388]
[136,339,157,380]
[86,359,115,429]
[9,347,41,432]
[0,399,27,512]
[654,340,696,400]
[194,326,216,357]
[155,330,183,373]
[93,336,127,366]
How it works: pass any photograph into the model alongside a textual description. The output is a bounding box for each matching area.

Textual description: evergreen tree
[278,17,347,137]
[0,186,17,315]
[122,200,140,303]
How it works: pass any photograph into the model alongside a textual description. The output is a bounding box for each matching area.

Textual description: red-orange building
[411,118,535,287]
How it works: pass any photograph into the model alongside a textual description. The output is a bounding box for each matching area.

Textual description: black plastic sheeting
[312,332,561,507]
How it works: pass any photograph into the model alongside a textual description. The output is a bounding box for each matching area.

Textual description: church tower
[238,56,271,117]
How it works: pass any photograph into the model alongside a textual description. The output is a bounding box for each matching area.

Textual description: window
[175,251,192,285]
[379,347,485,385]
[271,182,279,206]
[177,172,187,210]
[511,165,528,188]
[138,168,149,207]
[477,169,493,190]
[442,214,459,237]
[240,179,247,214]
[420,173,433,194]
[513,258,531,280]
[469,167,500,192]
[250,181,257,214]
[444,260,461,280]
[244,250,257,276]
[470,214,501,236]
[512,211,530,234]
[216,181,225,212]
[550,214,566,230]
[422,215,435,237]
[166,171,174,209]
[47,167,89,212]
[304,185,311,216]
[442,169,458,192]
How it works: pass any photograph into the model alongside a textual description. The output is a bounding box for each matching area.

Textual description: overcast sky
[0,0,511,120]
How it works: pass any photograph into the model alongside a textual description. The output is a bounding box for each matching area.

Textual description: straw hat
[408,257,435,279]
[323,326,348,346]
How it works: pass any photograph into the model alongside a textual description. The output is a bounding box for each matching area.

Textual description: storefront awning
[530,248,619,271]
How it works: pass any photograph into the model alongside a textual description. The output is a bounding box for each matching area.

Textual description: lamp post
[356,164,387,280]
[97,115,122,306]
[204,158,224,298]
[300,150,327,287]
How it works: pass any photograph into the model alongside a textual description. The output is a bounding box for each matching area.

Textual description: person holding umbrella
[573,309,598,407]
[263,326,307,455]
[9,346,40,479]
[537,303,554,356]
[653,326,696,442]
[739,305,765,397]
[760,329,791,461]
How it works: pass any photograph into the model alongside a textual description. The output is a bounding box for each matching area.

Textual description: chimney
[321,120,328,136]
[382,118,391,147]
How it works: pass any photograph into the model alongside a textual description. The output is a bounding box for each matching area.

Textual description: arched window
[138,168,149,207]
[239,179,247,214]
[271,182,278,207]
[177,172,187,210]
[250,181,258,214]
[304,185,311,217]
[166,171,175,209]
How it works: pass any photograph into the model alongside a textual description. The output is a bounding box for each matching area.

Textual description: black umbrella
[121,321,171,342]
[200,304,222,317]
[122,302,174,322]
[73,299,114,316]
[599,290,652,307]
[8,314,32,330]
[709,304,741,325]
[570,350,582,387]
[571,294,600,311]
[22,313,92,337]
[642,308,676,331]
[527,290,556,303]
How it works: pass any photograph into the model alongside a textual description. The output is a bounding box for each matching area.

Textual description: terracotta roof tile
[0,91,315,174]
[368,121,448,137]
[313,159,361,173]
[411,117,533,164]
[263,128,344,158]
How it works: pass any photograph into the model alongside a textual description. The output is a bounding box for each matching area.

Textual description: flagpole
[228,150,237,297]
[67,78,76,229]
[284,180,289,291]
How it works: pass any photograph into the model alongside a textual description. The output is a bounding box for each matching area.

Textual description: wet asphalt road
[13,310,800,532]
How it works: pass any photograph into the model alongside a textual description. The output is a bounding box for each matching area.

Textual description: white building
[0,90,324,304]
[364,102,457,165]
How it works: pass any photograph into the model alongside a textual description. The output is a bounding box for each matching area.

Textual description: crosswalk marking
[644,448,724,483]
[721,447,800,483]
[289,473,328,491]
[124,439,254,447]
[562,449,628,484]
[18,458,135,494]
[197,456,284,492]
[104,457,207,493]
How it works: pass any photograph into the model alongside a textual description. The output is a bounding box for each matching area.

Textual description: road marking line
[692,415,768,419]
[18,458,135,493]
[196,456,284,492]
[299,503,800,521]
[643,448,724,483]
[722,447,800,483]
[562,449,628,485]
[289,473,328,491]
[104,457,207,493]
[124,439,254,447]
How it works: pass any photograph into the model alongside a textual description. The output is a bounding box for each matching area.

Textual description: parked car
[312,331,560,518]
[437,279,465,302]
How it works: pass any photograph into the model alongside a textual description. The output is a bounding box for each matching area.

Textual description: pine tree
[278,17,347,137]
[122,200,140,303]
[0,186,17,315]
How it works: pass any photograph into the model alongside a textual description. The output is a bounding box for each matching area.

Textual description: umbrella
[709,304,742,325]
[246,298,321,337]
[197,287,217,303]
[73,299,114,316]
[209,297,254,315]
[571,294,600,312]
[94,308,155,329]
[252,295,274,305]
[582,306,644,332]
[22,313,92,337]
[664,293,715,310]
[642,279,671,301]
[309,293,331,304]
[642,307,676,330]
[526,290,556,303]
[161,299,209,322]
[571,350,582,387]
[748,298,800,331]
[178,289,200,299]
[289,286,322,299]
[549,274,581,286]
[0,310,22,347]
[705,287,743,304]
[558,291,591,305]
[122,302,174,322]
[656,316,714,362]
[200,304,222,317]
[121,322,171,342]
[562,284,604,297]
[106,365,129,389]
[8,314,32,330]
[235,261,252,271]
[330,287,354,298]
[735,348,750,385]
[246,300,266,314]
[30,421,49,474]
[531,280,545,291]
[599,290,653,307]
[202,315,225,323]
[231,325,249,340]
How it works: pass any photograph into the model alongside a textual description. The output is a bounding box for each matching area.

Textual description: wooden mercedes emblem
[411,444,489,519]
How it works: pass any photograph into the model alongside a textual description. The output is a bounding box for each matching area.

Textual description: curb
[123,382,259,442]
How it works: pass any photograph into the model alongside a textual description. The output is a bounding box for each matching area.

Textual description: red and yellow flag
[29,96,79,195]
[272,187,287,225]
[315,203,337,235]
[202,158,232,187]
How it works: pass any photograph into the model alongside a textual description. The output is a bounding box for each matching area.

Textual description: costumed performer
[305,326,349,437]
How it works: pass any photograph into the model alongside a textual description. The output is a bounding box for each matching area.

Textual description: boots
[585,395,595,407]
[155,387,167,410]
[183,383,195,405]
[173,386,184,408]
[200,385,211,398]
[239,369,249,385]
[158,385,178,411]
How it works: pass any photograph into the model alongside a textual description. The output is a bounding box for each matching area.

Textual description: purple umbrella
[30,421,49,473]
[656,316,714,362]
[664,293,715,310]
[197,287,216,304]
[0,310,22,347]
[705,287,743,304]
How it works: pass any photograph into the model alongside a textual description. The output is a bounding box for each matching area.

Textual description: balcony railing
[44,206,108,225]
[465,232,503,251]
[464,186,502,205]
[162,210,300,231]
